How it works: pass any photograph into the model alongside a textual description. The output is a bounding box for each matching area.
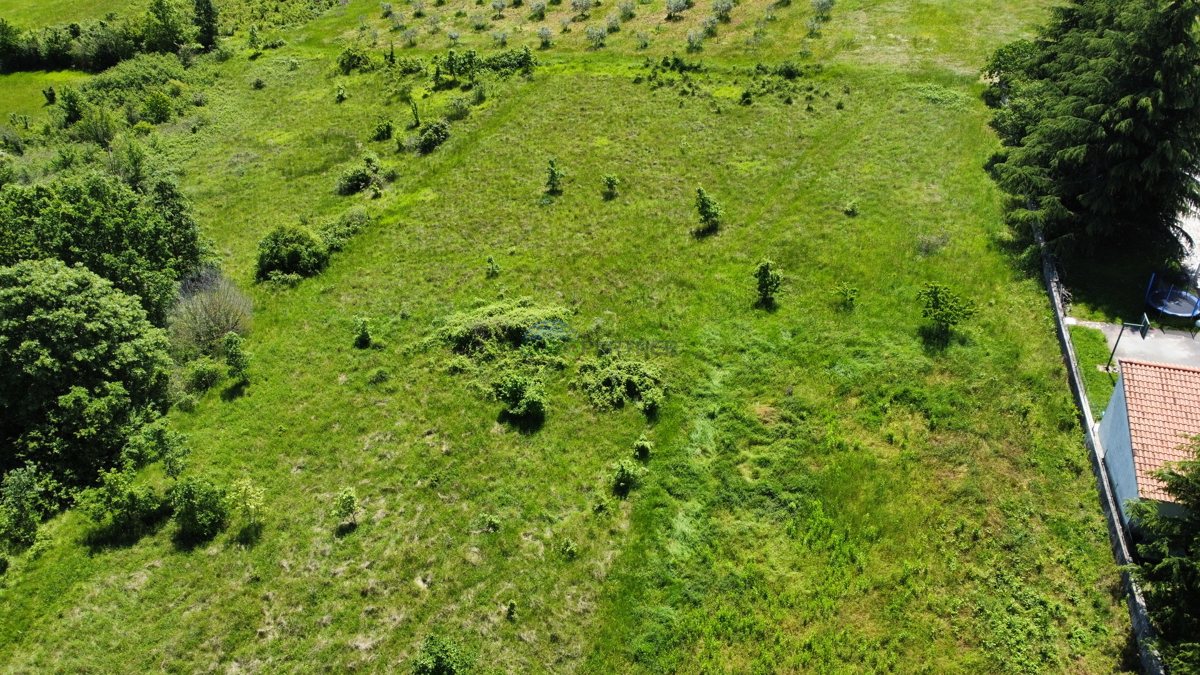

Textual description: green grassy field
[0,0,1144,673]
[0,0,141,27]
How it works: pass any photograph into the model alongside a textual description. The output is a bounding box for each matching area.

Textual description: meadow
[0,0,1143,672]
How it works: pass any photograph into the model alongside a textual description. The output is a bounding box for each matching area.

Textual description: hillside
[0,0,1140,673]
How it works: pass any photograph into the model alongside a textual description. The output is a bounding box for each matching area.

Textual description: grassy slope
[0,0,141,28]
[0,0,1139,673]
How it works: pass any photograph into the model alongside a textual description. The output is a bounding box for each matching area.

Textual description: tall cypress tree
[984,0,1200,256]
[194,0,218,50]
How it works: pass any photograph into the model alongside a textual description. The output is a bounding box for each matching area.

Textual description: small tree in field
[917,282,974,339]
[602,174,619,199]
[230,478,264,525]
[222,331,250,383]
[333,487,359,525]
[545,157,565,194]
[695,187,722,233]
[753,260,782,306]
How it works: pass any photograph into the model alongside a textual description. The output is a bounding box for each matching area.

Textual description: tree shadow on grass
[918,325,953,354]
[1054,235,1180,321]
[498,409,544,434]
[691,222,719,239]
[235,521,264,547]
[171,526,224,552]
[82,507,172,554]
[220,380,247,402]
[752,297,779,313]
[334,522,359,538]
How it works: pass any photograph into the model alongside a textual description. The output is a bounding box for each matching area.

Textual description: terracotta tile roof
[1120,359,1200,502]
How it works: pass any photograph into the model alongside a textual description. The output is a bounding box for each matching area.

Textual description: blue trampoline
[1145,273,1200,318]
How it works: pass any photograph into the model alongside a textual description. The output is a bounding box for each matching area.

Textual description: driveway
[1072,319,1200,369]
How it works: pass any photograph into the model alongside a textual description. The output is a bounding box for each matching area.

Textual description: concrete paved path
[1070,318,1200,369]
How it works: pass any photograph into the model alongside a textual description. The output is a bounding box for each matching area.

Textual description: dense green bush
[222,332,250,383]
[140,90,173,123]
[0,260,172,489]
[337,44,374,74]
[432,297,573,351]
[255,224,329,281]
[170,475,228,540]
[611,458,646,497]
[319,207,372,252]
[0,466,46,548]
[412,635,473,675]
[418,119,451,153]
[183,358,223,393]
[354,317,373,348]
[602,174,619,199]
[78,468,163,534]
[492,370,547,417]
[576,356,664,415]
[0,172,206,325]
[633,434,654,461]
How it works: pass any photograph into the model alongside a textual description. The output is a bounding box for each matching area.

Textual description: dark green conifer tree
[983,0,1200,255]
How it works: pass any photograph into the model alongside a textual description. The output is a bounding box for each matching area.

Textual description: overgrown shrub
[606,14,621,32]
[319,208,372,252]
[0,260,172,489]
[171,475,228,540]
[571,0,592,16]
[701,16,718,36]
[418,119,451,153]
[558,537,578,559]
[812,0,834,18]
[140,90,173,123]
[336,155,382,195]
[492,370,547,417]
[372,118,394,141]
[712,0,733,19]
[255,224,329,281]
[619,0,635,19]
[412,635,473,675]
[431,297,573,351]
[229,478,264,525]
[531,0,547,18]
[633,434,654,461]
[78,468,163,534]
[169,269,252,357]
[367,367,391,384]
[576,356,664,414]
[0,466,46,547]
[611,458,646,497]
[666,0,688,19]
[354,317,373,348]
[183,358,223,393]
[686,28,704,50]
[538,26,553,46]
[445,95,472,120]
[337,44,374,74]
[602,174,619,199]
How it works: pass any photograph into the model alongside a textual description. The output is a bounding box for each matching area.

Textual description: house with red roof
[1098,359,1200,525]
